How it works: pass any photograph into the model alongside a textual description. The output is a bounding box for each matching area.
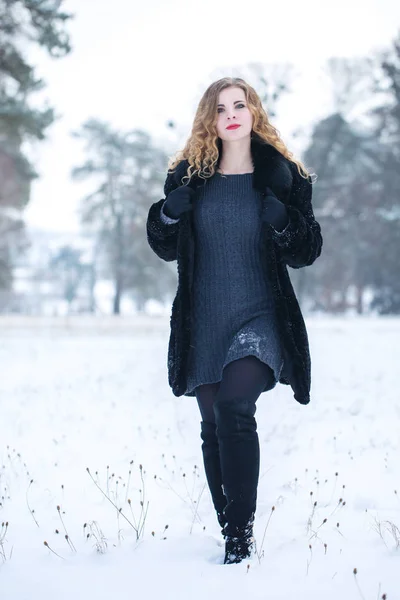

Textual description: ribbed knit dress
[160,171,284,396]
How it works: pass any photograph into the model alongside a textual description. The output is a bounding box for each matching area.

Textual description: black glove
[261,186,289,231]
[163,185,195,219]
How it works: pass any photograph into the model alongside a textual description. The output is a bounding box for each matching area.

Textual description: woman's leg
[213,355,275,535]
[195,382,228,523]
[196,381,219,425]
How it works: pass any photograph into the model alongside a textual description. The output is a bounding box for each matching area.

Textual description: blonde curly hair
[167,77,310,185]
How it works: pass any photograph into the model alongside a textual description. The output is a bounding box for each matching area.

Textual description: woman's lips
[226,124,241,130]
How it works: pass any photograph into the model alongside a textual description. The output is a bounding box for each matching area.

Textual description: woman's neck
[217,140,253,174]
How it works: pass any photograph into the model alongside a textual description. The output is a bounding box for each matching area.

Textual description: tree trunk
[113,214,124,315]
[356,283,364,314]
[113,280,121,314]
[88,263,96,313]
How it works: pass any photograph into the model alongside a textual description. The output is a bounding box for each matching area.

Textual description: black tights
[195,355,276,529]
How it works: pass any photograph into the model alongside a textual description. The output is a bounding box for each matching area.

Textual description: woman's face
[216,86,253,141]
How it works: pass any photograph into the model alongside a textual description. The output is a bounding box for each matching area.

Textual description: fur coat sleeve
[270,162,323,269]
[146,171,180,262]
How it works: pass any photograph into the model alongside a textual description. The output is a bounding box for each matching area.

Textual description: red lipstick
[226,124,241,130]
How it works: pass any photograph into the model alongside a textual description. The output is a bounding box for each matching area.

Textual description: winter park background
[1,1,400,598]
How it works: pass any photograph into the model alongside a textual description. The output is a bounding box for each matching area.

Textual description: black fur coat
[146,137,323,405]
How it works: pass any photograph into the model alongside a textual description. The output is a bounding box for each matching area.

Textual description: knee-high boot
[200,421,228,529]
[213,397,259,563]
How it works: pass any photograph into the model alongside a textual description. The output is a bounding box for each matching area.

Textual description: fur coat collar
[170,136,293,202]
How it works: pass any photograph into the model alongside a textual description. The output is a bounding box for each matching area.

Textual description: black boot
[223,511,255,564]
[200,421,228,531]
[213,396,260,563]
[217,509,227,532]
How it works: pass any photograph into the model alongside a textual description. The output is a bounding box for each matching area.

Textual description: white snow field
[0,315,399,599]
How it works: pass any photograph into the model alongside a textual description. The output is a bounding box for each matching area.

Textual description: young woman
[146,77,323,564]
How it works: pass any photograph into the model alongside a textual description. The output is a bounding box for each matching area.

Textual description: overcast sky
[24,0,400,232]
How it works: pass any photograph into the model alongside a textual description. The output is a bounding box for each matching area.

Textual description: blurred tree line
[70,121,178,314]
[0,0,72,289]
[303,42,400,314]
[1,7,399,315]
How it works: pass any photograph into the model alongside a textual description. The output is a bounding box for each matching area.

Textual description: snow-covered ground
[1,315,399,599]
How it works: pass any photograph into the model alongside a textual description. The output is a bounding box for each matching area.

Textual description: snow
[0,315,399,599]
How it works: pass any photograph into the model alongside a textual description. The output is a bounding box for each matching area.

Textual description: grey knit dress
[161,171,284,396]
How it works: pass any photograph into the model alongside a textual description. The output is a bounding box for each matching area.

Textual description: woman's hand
[163,185,195,219]
[261,187,289,232]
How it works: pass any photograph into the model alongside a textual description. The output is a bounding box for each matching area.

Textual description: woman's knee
[213,396,257,436]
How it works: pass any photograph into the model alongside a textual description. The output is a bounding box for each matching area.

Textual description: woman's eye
[217,103,245,113]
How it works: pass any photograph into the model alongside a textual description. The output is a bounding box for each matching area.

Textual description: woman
[146,77,323,564]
